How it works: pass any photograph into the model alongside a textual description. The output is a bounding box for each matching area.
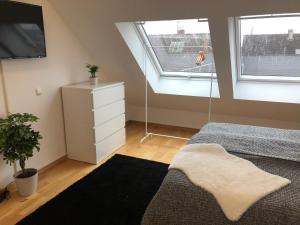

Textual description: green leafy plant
[0,113,42,177]
[86,64,99,78]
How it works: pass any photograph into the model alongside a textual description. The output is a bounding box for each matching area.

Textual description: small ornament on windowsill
[86,64,99,85]
[195,51,206,65]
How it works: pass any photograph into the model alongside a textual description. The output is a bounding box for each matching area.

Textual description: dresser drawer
[92,85,124,108]
[96,128,126,163]
[94,114,125,143]
[93,100,125,126]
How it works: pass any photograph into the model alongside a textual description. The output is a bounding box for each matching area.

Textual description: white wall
[127,105,300,130]
[0,0,96,188]
[49,0,300,126]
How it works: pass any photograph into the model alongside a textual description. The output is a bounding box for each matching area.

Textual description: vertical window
[136,19,216,78]
[236,14,300,80]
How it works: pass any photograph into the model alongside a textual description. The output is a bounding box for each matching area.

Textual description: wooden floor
[0,121,197,225]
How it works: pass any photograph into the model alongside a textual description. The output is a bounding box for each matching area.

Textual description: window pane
[142,19,216,74]
[240,15,300,77]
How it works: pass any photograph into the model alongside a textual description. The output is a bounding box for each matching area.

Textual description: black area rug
[17,154,168,225]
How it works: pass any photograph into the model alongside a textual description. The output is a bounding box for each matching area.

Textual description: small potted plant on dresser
[0,113,42,197]
[86,64,99,85]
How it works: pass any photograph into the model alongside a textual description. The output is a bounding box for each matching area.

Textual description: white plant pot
[14,168,38,197]
[90,77,98,85]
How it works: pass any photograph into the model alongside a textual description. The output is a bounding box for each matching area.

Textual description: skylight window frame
[234,14,300,83]
[134,20,217,79]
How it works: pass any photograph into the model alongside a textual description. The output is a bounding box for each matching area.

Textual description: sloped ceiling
[49,0,300,121]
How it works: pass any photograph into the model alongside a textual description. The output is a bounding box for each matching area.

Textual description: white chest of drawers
[62,82,126,164]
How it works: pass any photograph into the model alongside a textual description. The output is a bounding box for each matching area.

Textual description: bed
[142,123,300,225]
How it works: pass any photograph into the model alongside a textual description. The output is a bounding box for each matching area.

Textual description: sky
[143,19,209,35]
[143,16,300,35]
[241,17,300,35]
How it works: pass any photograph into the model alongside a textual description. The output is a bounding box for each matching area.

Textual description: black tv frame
[0,0,47,60]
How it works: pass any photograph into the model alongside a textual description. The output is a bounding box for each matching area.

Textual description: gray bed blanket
[190,122,300,162]
[142,123,300,225]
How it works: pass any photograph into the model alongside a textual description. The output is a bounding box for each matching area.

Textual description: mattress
[142,123,300,225]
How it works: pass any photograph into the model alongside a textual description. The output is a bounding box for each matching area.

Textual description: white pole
[140,45,215,143]
[0,61,16,177]
[13,162,17,174]
[208,66,214,122]
[144,45,148,136]
[0,61,9,116]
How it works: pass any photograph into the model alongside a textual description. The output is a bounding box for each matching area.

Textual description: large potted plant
[0,113,42,196]
[86,64,99,85]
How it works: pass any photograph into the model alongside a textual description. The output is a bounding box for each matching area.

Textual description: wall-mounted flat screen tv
[0,1,46,59]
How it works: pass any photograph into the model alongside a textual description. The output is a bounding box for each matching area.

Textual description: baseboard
[38,155,67,174]
[126,120,198,132]
[126,105,300,130]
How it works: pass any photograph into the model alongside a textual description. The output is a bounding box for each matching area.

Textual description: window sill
[238,75,300,83]
[157,77,220,98]
[234,80,300,104]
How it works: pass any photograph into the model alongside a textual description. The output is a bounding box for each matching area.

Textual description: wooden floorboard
[0,121,198,225]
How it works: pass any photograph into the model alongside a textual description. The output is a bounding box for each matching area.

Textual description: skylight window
[236,14,300,81]
[136,19,216,78]
[169,41,185,53]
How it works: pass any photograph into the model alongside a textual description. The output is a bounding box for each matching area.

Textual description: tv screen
[0,1,46,59]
